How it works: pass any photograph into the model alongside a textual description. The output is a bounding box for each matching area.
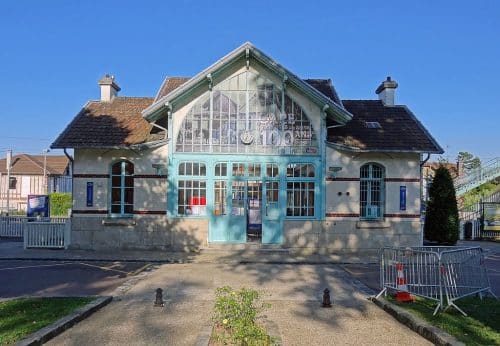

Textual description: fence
[0,216,68,238]
[0,216,70,249]
[459,190,500,240]
[24,219,70,249]
[377,246,496,316]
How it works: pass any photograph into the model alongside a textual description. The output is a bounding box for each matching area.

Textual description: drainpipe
[63,148,74,217]
[419,153,431,245]
[151,122,168,140]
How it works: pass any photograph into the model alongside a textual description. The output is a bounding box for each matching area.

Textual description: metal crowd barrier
[376,246,497,316]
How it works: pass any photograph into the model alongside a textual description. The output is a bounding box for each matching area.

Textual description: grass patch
[0,297,94,345]
[387,295,500,345]
[211,286,276,345]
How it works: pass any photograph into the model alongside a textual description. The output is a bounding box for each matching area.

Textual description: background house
[0,154,71,213]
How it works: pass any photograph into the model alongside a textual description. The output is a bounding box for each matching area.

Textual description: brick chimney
[98,74,121,102]
[376,76,398,106]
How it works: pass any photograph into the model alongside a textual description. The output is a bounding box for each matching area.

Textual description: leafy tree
[424,166,459,244]
[457,151,481,173]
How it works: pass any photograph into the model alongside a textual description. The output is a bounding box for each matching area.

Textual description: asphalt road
[0,260,151,298]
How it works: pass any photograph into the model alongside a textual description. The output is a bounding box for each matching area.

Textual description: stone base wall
[70,216,208,252]
[70,216,421,253]
[284,219,422,255]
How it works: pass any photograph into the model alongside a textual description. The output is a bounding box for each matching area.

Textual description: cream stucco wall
[325,148,421,216]
[73,146,167,212]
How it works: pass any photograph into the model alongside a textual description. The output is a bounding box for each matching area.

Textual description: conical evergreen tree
[424,166,459,244]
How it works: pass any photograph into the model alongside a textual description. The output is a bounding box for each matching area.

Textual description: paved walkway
[47,262,430,346]
[0,239,378,264]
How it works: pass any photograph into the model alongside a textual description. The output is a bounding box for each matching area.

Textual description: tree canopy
[457,151,481,173]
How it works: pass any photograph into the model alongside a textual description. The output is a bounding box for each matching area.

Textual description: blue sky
[0,0,498,162]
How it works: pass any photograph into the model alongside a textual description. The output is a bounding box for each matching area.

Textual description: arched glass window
[111,160,134,216]
[360,163,385,219]
[176,71,318,155]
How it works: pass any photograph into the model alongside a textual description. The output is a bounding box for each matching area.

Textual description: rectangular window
[177,180,207,216]
[215,163,227,177]
[266,164,278,177]
[286,182,315,217]
[214,180,227,215]
[285,162,316,218]
[231,181,245,216]
[177,161,207,216]
[286,163,315,177]
[266,181,279,216]
[248,163,261,177]
[232,163,245,176]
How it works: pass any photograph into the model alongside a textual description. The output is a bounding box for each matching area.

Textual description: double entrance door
[210,172,282,244]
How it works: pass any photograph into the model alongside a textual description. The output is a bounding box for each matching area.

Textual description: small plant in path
[212,286,275,345]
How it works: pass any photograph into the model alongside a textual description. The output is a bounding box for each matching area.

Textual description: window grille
[110,160,134,215]
[360,163,384,219]
[178,161,207,216]
[286,163,315,217]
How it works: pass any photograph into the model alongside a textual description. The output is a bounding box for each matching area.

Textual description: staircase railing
[459,190,500,239]
[454,157,500,196]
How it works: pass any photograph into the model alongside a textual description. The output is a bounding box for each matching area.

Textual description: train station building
[52,42,443,253]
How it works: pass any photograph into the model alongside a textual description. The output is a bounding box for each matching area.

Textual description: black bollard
[154,288,164,307]
[322,288,332,308]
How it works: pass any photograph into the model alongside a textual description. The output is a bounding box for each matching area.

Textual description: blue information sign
[27,195,49,217]
[400,186,407,211]
[86,182,94,207]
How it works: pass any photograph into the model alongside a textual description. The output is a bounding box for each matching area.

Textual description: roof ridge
[20,154,46,173]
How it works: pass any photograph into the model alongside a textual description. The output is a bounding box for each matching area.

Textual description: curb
[16,296,113,346]
[370,296,465,346]
[0,257,183,263]
[0,257,378,265]
[0,256,377,265]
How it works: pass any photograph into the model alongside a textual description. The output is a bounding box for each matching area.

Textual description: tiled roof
[51,97,154,148]
[327,100,443,153]
[52,77,441,153]
[155,77,190,101]
[304,79,343,107]
[0,154,69,175]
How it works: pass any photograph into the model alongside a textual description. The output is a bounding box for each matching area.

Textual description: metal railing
[454,157,500,196]
[0,216,68,238]
[459,190,500,239]
[23,219,71,249]
[377,246,496,316]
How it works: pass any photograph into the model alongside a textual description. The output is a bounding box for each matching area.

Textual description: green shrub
[49,193,72,216]
[424,166,459,244]
[213,286,274,345]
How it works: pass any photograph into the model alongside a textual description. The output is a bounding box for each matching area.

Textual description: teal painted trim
[169,154,322,220]
[108,159,134,218]
[359,162,386,220]
[320,113,326,220]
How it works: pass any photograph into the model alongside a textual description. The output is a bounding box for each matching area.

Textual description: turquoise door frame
[169,154,321,244]
[262,178,283,244]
